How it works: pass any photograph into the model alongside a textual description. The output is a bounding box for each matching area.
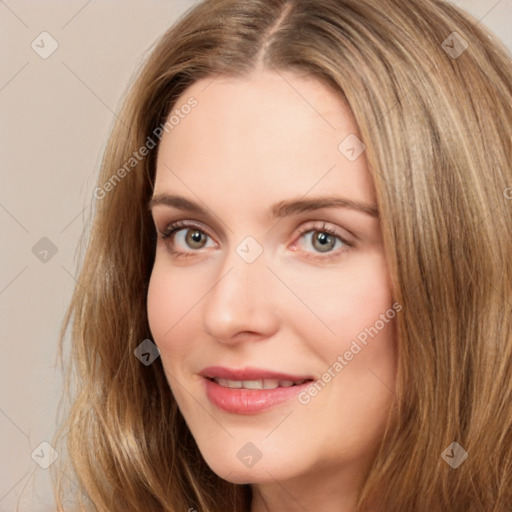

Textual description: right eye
[158,220,216,257]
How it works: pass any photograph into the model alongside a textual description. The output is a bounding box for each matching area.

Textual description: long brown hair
[53,1,512,510]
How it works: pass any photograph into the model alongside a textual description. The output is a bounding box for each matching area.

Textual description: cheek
[147,264,202,411]
[283,250,398,407]
[148,250,395,360]
[147,266,172,343]
[279,250,394,348]
[146,261,198,355]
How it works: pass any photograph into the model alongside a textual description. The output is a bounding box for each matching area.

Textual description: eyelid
[152,208,228,242]
[157,219,218,246]
[285,220,352,261]
[291,220,354,245]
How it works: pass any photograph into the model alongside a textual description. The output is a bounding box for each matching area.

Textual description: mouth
[200,366,314,414]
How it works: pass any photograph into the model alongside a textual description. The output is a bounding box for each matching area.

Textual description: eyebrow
[148,193,379,218]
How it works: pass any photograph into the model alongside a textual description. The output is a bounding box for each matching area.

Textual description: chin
[199,447,305,485]
[209,464,284,485]
[219,470,263,485]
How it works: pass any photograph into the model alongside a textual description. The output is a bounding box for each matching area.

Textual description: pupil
[187,230,205,248]
[314,232,334,252]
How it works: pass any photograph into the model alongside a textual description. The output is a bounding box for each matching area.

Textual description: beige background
[1,1,511,510]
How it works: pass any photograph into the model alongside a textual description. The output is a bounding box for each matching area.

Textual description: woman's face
[147,69,398,492]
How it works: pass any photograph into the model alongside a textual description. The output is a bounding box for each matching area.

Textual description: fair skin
[147,69,397,512]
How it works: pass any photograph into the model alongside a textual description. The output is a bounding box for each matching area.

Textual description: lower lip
[204,378,311,414]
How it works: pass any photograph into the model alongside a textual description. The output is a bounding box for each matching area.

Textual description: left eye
[298,230,346,253]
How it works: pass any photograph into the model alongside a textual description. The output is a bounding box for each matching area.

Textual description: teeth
[243,380,263,389]
[262,379,279,389]
[217,378,242,389]
[213,378,307,389]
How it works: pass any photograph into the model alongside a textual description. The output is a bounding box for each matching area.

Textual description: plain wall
[1,0,511,510]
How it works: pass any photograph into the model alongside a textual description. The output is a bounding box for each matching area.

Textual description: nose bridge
[202,235,278,341]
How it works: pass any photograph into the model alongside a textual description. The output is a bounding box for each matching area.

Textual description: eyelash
[156,220,353,261]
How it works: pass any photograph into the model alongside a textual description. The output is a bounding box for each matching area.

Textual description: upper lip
[200,366,314,382]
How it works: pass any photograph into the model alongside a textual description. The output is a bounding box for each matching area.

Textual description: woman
[54,0,512,511]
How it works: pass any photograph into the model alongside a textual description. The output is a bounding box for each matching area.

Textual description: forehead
[154,69,375,209]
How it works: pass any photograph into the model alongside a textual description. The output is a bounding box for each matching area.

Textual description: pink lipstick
[200,366,314,414]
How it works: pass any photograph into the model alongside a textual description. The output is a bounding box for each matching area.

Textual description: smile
[200,366,314,414]
[211,378,309,389]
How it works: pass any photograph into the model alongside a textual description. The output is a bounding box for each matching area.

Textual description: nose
[202,243,280,345]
